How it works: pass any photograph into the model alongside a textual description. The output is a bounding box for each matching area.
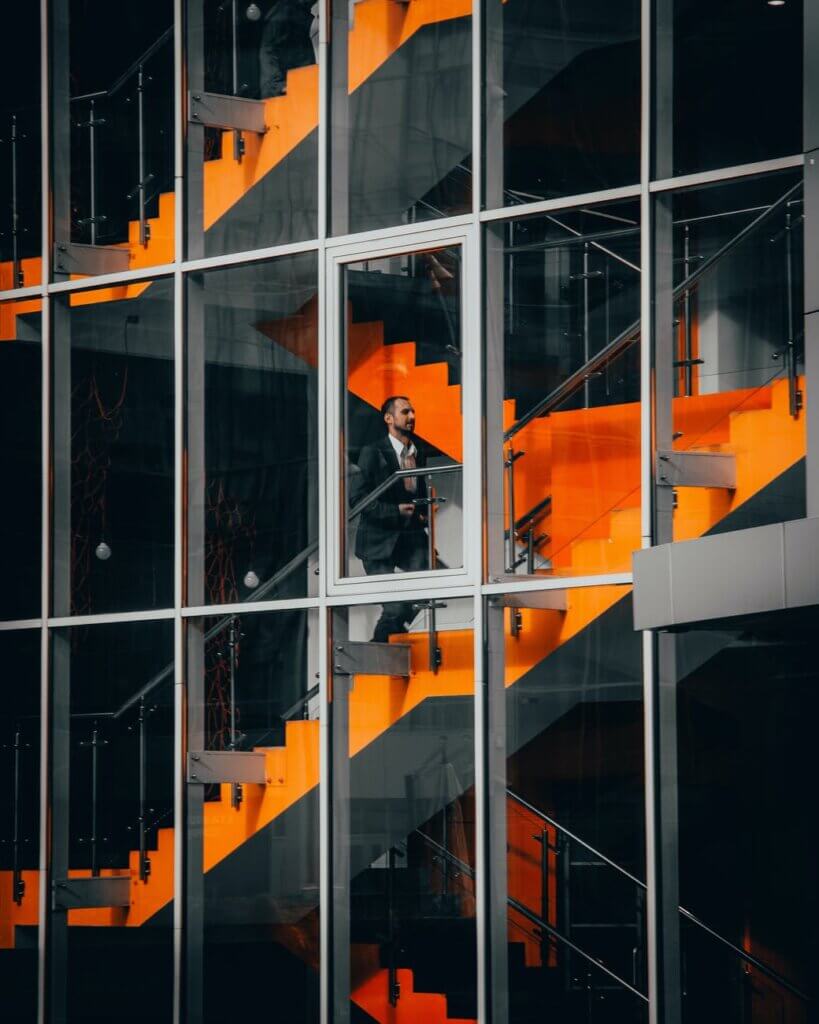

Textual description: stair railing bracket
[332,640,411,679]
[492,590,568,612]
[52,876,131,911]
[656,449,736,489]
[53,241,130,277]
[186,749,267,786]
[188,91,267,134]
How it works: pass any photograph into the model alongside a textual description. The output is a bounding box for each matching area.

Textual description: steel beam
[331,640,410,678]
[485,599,509,1023]
[655,450,736,490]
[186,750,267,785]
[330,608,352,1024]
[52,876,130,911]
[490,590,567,612]
[187,91,266,134]
[52,242,130,277]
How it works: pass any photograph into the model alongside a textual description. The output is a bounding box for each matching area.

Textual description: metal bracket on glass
[188,91,267,134]
[52,876,131,911]
[412,601,447,673]
[53,242,130,277]
[186,750,267,786]
[656,450,736,489]
[491,589,567,636]
[333,641,411,679]
[492,590,568,612]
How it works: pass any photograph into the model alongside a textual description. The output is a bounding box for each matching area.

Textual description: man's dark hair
[380,395,410,418]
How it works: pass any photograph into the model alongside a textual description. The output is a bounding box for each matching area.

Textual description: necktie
[401,447,417,493]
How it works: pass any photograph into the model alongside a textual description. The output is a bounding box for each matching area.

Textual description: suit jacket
[351,434,428,563]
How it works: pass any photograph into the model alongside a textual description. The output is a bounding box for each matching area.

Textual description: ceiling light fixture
[767,1,786,6]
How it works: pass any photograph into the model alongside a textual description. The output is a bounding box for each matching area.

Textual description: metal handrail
[505,180,803,442]
[507,789,810,1002]
[347,463,462,522]
[115,462,461,718]
[505,494,551,540]
[413,826,647,1002]
[508,896,649,1002]
[281,683,319,721]
[109,27,174,98]
[678,906,810,1002]
[507,788,644,888]
[68,28,173,106]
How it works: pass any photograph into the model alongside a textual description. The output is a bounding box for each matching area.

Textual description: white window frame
[325,222,481,596]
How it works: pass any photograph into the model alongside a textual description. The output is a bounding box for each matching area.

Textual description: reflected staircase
[0,3,811,1019]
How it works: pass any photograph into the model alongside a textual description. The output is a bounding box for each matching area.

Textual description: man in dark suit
[351,395,430,642]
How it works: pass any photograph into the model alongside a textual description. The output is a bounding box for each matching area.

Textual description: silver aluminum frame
[6,0,811,1021]
[324,222,480,597]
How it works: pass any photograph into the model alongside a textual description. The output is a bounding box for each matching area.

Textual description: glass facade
[1,3,815,1023]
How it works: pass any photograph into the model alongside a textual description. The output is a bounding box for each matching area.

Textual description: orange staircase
[0,358,806,1016]
[2,320,800,943]
[263,289,806,578]
[353,962,475,1024]
[0,0,473,337]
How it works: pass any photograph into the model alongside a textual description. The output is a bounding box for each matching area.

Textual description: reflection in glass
[664,0,802,178]
[332,599,476,1022]
[193,609,320,1023]
[0,298,41,621]
[54,619,174,1024]
[190,253,318,605]
[54,280,174,616]
[0,2,41,289]
[502,586,646,1023]
[668,173,806,541]
[190,0,319,257]
[54,1,174,279]
[0,630,40,1024]
[491,201,641,579]
[332,0,472,235]
[676,611,817,1024]
[485,0,639,208]
[342,248,464,608]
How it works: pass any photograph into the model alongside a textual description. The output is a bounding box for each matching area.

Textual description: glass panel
[53,279,174,616]
[331,0,472,235]
[188,253,318,606]
[342,246,464,597]
[332,599,477,1022]
[0,297,41,621]
[55,619,175,1023]
[661,0,802,178]
[490,200,641,580]
[54,1,174,280]
[191,609,320,1023]
[0,630,40,1024]
[0,4,41,289]
[502,584,647,1023]
[668,173,806,542]
[188,0,319,257]
[676,610,816,1023]
[484,0,640,209]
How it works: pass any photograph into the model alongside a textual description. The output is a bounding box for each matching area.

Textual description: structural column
[804,0,819,518]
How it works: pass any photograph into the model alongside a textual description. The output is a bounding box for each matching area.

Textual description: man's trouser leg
[259,9,287,97]
[362,533,428,641]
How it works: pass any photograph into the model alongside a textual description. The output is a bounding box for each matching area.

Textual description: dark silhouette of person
[351,395,430,642]
[246,0,315,98]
